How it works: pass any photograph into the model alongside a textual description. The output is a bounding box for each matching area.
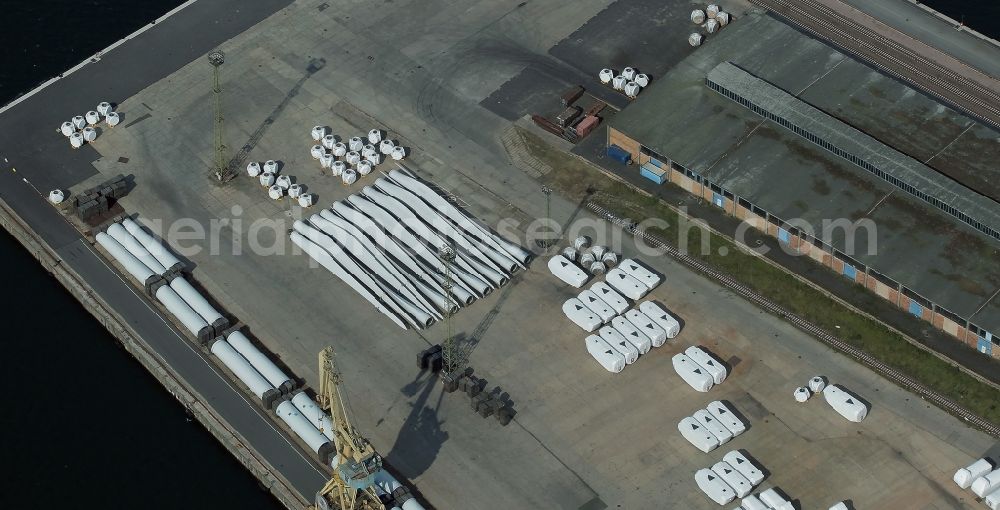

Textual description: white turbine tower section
[209,338,276,402]
[275,400,333,461]
[121,217,184,273]
[227,331,294,393]
[308,214,443,320]
[290,232,407,329]
[169,276,225,327]
[374,177,519,273]
[348,192,496,295]
[291,392,335,441]
[106,223,167,275]
[95,232,157,285]
[292,221,432,329]
[154,285,211,340]
[388,168,531,265]
[329,202,475,306]
[314,212,455,316]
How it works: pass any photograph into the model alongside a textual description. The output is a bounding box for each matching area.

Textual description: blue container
[640,164,666,184]
[606,144,632,164]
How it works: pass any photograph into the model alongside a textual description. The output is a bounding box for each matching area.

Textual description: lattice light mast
[439,245,458,375]
[208,50,228,182]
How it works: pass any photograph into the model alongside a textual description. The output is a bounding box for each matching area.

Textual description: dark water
[917,0,1000,39]
[0,1,280,508]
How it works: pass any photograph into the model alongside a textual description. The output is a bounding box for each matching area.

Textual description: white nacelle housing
[611,316,650,355]
[563,298,602,332]
[685,346,727,384]
[822,385,868,423]
[741,494,768,510]
[695,468,735,505]
[579,290,615,323]
[758,488,790,509]
[599,325,638,365]
[605,268,647,300]
[619,258,661,290]
[624,309,667,347]
[585,335,625,373]
[693,409,732,445]
[638,301,680,338]
[672,353,714,392]
[972,469,1000,498]
[590,281,629,314]
[954,458,993,489]
[711,461,753,498]
[985,491,1000,510]
[723,450,765,486]
[706,400,746,436]
[548,255,588,288]
[678,416,719,453]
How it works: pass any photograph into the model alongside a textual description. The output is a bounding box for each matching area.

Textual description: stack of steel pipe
[289,168,529,329]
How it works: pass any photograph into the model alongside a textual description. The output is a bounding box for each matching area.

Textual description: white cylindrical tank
[345,151,361,165]
[311,125,326,141]
[275,400,331,459]
[794,386,811,402]
[154,285,210,338]
[291,392,335,440]
[717,11,730,26]
[82,127,97,142]
[319,153,334,169]
[60,121,75,137]
[97,101,112,116]
[227,331,293,392]
[71,115,86,130]
[85,111,100,125]
[601,251,618,267]
[276,175,292,190]
[247,161,262,177]
[589,261,606,275]
[264,160,278,174]
[808,376,827,393]
[365,152,383,165]
[105,111,120,127]
[121,218,184,273]
[379,139,395,155]
[599,68,614,84]
[611,75,627,90]
[955,458,994,489]
[332,142,347,157]
[357,160,373,176]
[342,168,358,185]
[298,194,315,208]
[621,67,637,81]
[288,184,303,199]
[330,161,345,177]
[706,19,719,34]
[390,146,406,161]
[268,185,284,200]
[561,246,577,261]
[348,136,364,152]
[573,236,590,250]
[972,469,1000,498]
[635,73,650,88]
[210,339,274,400]
[259,172,276,187]
[310,144,325,159]
[69,131,84,148]
[624,82,641,98]
[689,33,703,47]
[322,134,336,150]
[48,189,65,205]
[707,4,720,18]
[107,222,167,275]
[691,9,706,24]
[169,276,225,326]
[367,129,382,144]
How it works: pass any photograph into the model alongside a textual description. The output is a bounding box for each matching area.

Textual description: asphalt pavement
[0,0,329,502]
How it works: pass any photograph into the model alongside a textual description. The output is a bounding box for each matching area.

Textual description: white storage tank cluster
[601,67,648,98]
[690,4,731,46]
[58,101,118,148]
[289,167,528,330]
[678,401,747,453]
[672,345,727,392]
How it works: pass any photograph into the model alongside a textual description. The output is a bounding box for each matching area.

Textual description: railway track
[586,201,1000,438]
[752,0,1000,131]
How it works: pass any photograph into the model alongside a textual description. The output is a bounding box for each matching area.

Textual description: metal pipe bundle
[227,331,295,394]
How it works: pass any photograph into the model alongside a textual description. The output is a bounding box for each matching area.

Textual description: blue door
[843,264,857,280]
[777,228,790,243]
[979,333,993,355]
[908,301,923,317]
[712,193,725,208]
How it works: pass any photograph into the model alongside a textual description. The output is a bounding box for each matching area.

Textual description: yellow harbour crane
[315,347,386,510]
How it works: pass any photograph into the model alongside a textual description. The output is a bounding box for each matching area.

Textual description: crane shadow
[386,372,449,479]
